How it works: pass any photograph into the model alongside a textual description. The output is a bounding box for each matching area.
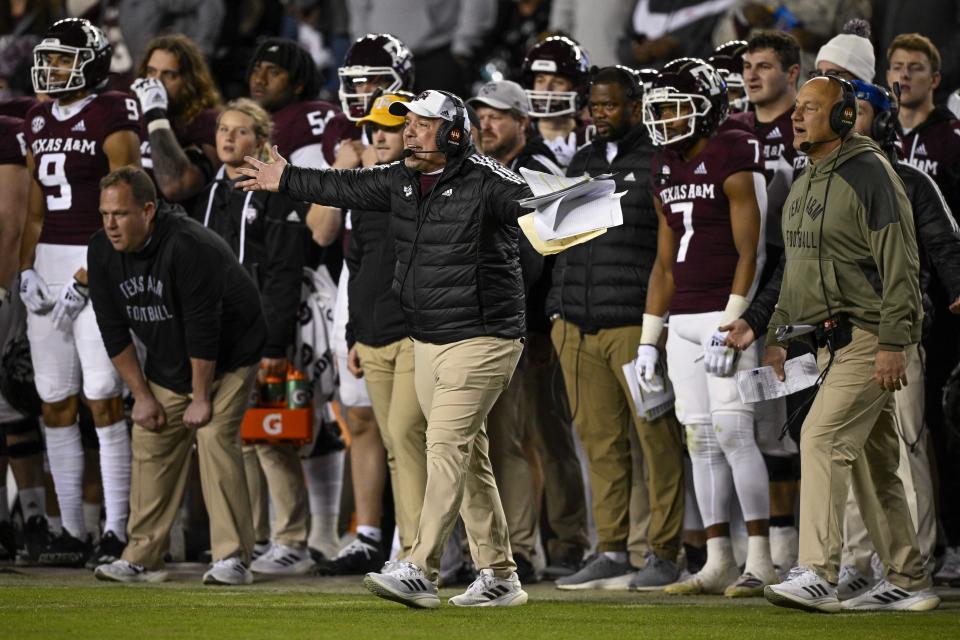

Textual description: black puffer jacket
[281,150,532,344]
[346,207,406,348]
[742,152,960,338]
[546,125,659,332]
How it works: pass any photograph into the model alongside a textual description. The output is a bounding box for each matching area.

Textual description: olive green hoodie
[766,134,922,351]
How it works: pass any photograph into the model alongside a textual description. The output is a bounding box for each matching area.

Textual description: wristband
[73,280,89,297]
[720,294,749,326]
[640,313,665,345]
[147,117,172,134]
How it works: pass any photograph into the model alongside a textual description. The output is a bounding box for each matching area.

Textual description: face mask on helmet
[523,56,583,117]
[338,66,403,121]
[642,87,713,147]
[720,71,748,112]
[31,19,111,97]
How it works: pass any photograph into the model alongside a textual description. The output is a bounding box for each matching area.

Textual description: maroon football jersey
[270,100,360,167]
[899,107,960,215]
[139,107,219,175]
[652,128,765,315]
[23,91,141,245]
[729,109,803,184]
[0,116,27,166]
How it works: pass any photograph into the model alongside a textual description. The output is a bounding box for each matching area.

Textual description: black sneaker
[0,521,16,561]
[38,528,89,567]
[17,515,51,566]
[315,533,384,576]
[85,531,126,569]
[515,555,540,584]
[543,556,582,579]
[308,546,327,565]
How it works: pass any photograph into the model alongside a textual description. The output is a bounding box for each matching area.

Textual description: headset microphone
[798,136,840,153]
[401,148,445,158]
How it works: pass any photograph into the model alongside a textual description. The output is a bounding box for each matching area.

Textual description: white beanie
[816,34,875,82]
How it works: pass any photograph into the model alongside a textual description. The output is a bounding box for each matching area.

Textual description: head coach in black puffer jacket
[546,67,685,589]
[237,89,539,603]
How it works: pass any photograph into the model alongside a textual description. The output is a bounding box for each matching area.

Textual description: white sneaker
[840,579,940,611]
[363,561,440,609]
[251,541,271,561]
[837,565,876,601]
[764,566,840,613]
[664,561,739,595]
[448,569,528,607]
[250,543,314,575]
[94,559,168,583]
[203,557,253,585]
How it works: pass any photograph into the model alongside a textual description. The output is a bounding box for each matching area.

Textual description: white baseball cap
[388,89,470,132]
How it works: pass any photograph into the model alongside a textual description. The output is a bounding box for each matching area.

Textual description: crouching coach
[88,167,266,586]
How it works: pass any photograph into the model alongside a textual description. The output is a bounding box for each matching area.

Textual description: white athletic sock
[703,536,735,573]
[745,535,775,577]
[603,551,628,563]
[83,501,102,544]
[0,488,8,521]
[96,421,130,541]
[302,450,344,558]
[357,525,381,543]
[44,424,86,537]
[18,486,45,521]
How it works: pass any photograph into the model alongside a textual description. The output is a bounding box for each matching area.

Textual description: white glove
[50,280,89,331]
[19,269,54,315]
[131,77,168,115]
[635,344,664,393]
[704,331,740,377]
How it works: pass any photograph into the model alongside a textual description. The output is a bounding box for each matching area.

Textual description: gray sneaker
[555,554,635,590]
[628,554,680,591]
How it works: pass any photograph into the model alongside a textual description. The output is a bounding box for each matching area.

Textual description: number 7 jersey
[22,91,141,245]
[651,127,767,315]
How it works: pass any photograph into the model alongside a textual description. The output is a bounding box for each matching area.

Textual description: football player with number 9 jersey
[637,58,777,596]
[19,18,139,564]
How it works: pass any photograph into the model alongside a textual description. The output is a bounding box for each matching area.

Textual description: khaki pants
[487,365,538,561]
[551,319,684,560]
[519,333,589,564]
[408,336,523,582]
[842,344,936,569]
[355,339,428,557]
[123,366,256,570]
[244,443,309,548]
[799,328,929,589]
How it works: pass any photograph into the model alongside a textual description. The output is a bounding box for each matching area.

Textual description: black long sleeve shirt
[88,205,267,393]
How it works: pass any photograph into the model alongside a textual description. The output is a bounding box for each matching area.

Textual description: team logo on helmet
[642,58,728,147]
[338,34,415,121]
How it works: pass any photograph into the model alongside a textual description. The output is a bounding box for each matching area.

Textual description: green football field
[1,567,957,639]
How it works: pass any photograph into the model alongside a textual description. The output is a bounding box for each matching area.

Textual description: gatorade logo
[263,413,283,435]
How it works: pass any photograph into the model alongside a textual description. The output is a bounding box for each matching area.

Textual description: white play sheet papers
[736,353,821,404]
[622,359,676,421]
[516,168,626,255]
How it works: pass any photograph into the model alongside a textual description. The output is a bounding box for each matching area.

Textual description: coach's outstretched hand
[237,145,287,192]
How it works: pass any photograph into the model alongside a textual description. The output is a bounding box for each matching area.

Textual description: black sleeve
[260,194,308,358]
[741,252,785,338]
[173,234,224,361]
[486,171,533,225]
[86,238,132,358]
[280,163,393,212]
[914,169,960,301]
[345,217,362,350]
[519,234,543,294]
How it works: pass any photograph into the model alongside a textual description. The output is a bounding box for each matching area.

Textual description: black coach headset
[433,90,471,155]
